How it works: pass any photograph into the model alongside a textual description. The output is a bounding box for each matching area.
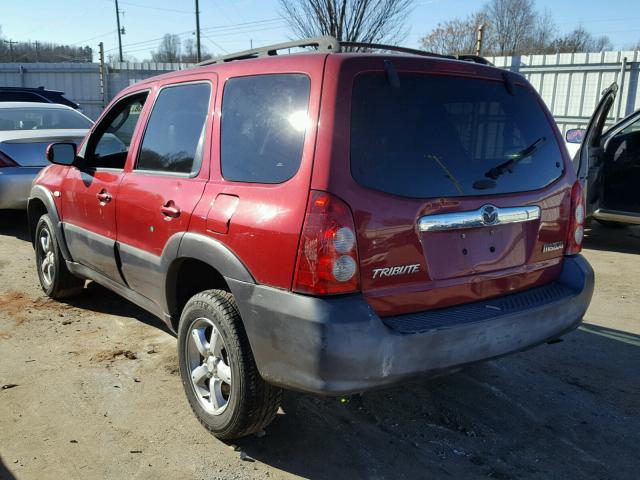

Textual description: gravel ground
[1,211,639,480]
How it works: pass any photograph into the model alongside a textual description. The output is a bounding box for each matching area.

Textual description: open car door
[576,82,617,217]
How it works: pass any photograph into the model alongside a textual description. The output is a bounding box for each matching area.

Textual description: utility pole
[34,41,39,62]
[98,42,108,108]
[115,0,124,62]
[475,24,485,56]
[195,0,201,62]
[3,40,18,62]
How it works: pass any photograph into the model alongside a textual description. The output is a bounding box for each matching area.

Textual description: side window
[86,92,148,169]
[221,74,310,183]
[620,116,640,135]
[136,82,211,174]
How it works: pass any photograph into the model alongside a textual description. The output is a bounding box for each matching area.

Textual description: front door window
[81,93,148,170]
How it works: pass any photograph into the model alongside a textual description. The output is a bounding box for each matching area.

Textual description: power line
[118,0,193,14]
[69,30,117,46]
[200,17,288,33]
[204,24,290,39]
[103,17,289,54]
[555,16,640,27]
[104,29,195,52]
[201,34,229,54]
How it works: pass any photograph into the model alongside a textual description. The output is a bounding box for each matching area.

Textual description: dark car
[567,83,640,227]
[0,86,80,109]
[28,37,594,439]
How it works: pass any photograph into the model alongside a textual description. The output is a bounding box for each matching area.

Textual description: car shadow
[0,210,30,242]
[231,324,640,479]
[61,281,174,336]
[584,221,640,254]
[0,456,17,480]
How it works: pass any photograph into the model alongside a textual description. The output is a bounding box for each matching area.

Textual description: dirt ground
[0,211,638,480]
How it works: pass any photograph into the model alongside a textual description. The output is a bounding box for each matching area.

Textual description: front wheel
[35,214,84,299]
[177,290,282,439]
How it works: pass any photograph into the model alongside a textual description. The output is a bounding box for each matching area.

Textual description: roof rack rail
[457,54,493,65]
[340,41,455,60]
[198,36,492,67]
[198,36,340,65]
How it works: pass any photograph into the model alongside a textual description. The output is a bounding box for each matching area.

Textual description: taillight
[293,191,360,295]
[565,181,585,255]
[0,150,18,168]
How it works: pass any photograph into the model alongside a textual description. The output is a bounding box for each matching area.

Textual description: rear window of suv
[350,73,564,198]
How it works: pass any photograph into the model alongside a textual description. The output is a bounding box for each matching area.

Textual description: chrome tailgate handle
[418,205,541,232]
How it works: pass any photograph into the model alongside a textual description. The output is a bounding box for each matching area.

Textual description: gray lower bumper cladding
[228,255,594,395]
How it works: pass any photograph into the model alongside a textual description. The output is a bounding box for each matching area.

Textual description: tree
[528,9,557,54]
[482,0,537,55]
[149,34,212,63]
[279,0,414,47]
[419,13,486,55]
[151,34,181,63]
[419,0,616,57]
[182,38,211,63]
[551,26,613,53]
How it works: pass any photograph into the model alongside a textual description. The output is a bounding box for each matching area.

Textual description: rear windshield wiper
[484,137,547,180]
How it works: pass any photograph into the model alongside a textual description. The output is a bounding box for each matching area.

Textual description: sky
[1,0,639,61]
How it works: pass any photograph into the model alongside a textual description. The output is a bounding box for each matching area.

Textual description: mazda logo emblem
[481,205,499,225]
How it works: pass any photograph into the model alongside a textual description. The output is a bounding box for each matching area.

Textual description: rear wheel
[177,290,282,439]
[35,214,84,299]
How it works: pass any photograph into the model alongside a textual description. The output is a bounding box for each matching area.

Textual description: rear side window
[137,82,211,174]
[221,74,310,183]
[350,74,564,198]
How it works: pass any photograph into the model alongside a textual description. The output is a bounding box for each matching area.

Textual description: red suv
[28,38,594,439]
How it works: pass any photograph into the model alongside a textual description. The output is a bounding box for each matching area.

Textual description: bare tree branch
[419,13,486,55]
[279,0,414,49]
[420,0,615,57]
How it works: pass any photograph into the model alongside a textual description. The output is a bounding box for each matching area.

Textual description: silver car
[0,102,92,209]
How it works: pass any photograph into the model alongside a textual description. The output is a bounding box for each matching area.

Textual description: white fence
[0,63,104,118]
[1,50,639,129]
[0,61,189,119]
[487,50,640,135]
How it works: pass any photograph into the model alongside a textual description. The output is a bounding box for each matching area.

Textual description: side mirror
[566,128,586,144]
[46,142,77,166]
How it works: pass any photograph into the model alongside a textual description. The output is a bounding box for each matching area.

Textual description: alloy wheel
[185,317,232,415]
[38,227,55,288]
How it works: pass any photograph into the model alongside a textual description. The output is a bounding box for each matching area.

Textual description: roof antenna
[384,60,400,88]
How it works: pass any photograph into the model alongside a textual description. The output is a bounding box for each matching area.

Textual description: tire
[596,219,628,229]
[34,214,84,299]
[177,289,282,439]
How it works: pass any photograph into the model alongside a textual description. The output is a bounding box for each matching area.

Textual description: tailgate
[326,59,574,317]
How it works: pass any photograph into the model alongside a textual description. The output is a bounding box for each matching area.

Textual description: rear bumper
[229,255,594,395]
[0,167,41,210]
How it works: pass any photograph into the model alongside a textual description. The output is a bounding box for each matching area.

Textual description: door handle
[96,191,112,204]
[161,201,181,219]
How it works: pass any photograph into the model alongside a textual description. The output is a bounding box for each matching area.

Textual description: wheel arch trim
[164,232,256,320]
[28,185,72,260]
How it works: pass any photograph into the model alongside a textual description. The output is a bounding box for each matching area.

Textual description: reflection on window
[0,108,92,131]
[350,74,564,198]
[136,83,210,174]
[221,74,311,184]
[89,93,148,170]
